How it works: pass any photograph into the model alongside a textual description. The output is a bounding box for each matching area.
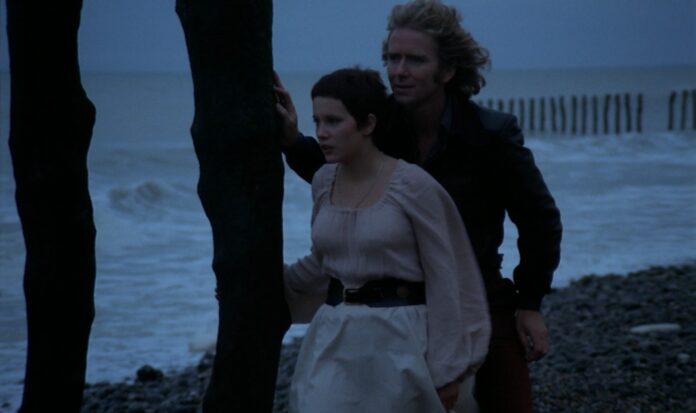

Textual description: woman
[277,68,490,412]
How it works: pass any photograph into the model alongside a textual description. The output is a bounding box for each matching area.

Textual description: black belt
[326,277,426,307]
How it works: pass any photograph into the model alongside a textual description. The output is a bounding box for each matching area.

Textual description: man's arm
[274,73,326,183]
[498,118,562,311]
[497,116,562,362]
[283,134,325,183]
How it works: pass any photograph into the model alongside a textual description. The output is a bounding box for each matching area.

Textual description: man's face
[385,28,453,108]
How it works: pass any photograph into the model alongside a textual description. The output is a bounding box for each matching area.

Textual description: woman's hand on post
[273,71,299,148]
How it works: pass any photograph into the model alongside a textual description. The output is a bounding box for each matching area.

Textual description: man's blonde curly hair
[382,0,490,98]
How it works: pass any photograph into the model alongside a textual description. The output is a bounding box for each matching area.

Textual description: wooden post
[614,94,621,134]
[681,89,688,130]
[637,94,643,133]
[529,98,535,132]
[497,99,504,112]
[487,98,494,109]
[624,93,632,133]
[508,98,515,116]
[177,1,290,411]
[581,95,587,135]
[668,91,676,130]
[519,98,525,130]
[7,1,97,411]
[559,96,566,133]
[692,90,696,130]
[540,97,546,133]
[592,95,598,135]
[603,94,611,134]
[550,97,557,132]
[571,95,577,134]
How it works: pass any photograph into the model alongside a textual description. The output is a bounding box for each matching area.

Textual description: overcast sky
[1,0,695,73]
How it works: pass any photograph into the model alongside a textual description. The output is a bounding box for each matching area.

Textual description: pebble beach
[77,263,696,413]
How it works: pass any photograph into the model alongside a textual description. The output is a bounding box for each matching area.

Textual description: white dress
[285,160,490,413]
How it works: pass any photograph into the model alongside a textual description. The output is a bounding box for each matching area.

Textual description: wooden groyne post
[7,1,98,410]
[693,90,696,130]
[668,91,676,130]
[540,97,546,132]
[603,94,611,134]
[177,0,290,410]
[559,96,566,133]
[571,96,577,134]
[592,95,598,134]
[637,94,643,133]
[681,90,689,130]
[614,94,621,135]
[624,93,632,133]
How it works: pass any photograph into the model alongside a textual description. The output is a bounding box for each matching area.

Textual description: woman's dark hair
[311,68,388,136]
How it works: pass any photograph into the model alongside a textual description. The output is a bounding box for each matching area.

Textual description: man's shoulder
[469,102,518,136]
[445,94,520,144]
[392,160,448,199]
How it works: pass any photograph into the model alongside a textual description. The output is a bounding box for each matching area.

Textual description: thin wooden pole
[692,90,696,130]
[603,94,611,134]
[636,94,643,133]
[571,95,577,134]
[540,97,546,133]
[624,93,632,133]
[668,91,676,130]
[681,90,688,130]
[614,94,621,134]
[559,96,566,133]
[592,95,598,135]
[581,95,587,135]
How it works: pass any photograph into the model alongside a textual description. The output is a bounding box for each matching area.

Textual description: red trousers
[474,278,534,413]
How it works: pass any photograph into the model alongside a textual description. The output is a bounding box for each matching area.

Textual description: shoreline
[76,263,695,413]
[530,263,695,412]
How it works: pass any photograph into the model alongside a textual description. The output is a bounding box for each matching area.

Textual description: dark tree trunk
[176,1,290,411]
[6,1,96,412]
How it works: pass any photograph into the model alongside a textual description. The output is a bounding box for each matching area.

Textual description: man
[275,1,562,411]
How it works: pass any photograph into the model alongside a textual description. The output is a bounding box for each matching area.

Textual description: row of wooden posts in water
[475,89,696,135]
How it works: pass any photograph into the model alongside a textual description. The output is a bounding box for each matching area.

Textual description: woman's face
[312,96,370,164]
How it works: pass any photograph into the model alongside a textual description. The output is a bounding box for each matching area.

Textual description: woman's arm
[400,167,491,389]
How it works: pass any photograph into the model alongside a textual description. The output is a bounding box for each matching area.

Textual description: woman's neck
[339,145,385,182]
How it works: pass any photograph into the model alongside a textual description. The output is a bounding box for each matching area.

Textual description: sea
[1,66,695,410]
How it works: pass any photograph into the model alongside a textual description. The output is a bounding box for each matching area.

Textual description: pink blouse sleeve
[398,166,491,388]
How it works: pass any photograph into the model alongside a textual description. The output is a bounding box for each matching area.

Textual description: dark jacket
[283,92,562,311]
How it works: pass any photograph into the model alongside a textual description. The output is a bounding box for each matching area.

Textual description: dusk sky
[1,0,695,73]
